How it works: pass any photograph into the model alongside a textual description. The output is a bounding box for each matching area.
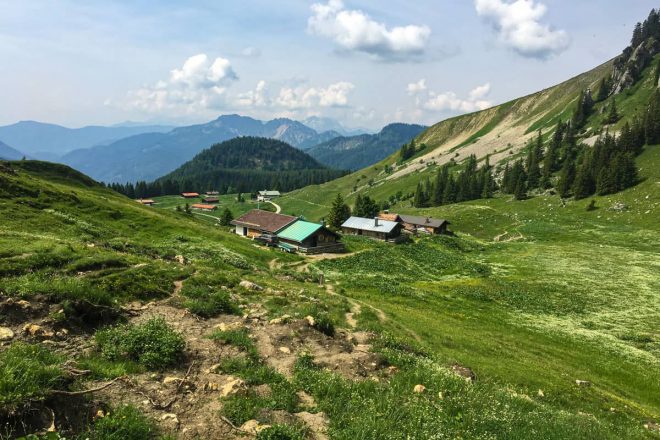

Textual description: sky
[0,0,656,131]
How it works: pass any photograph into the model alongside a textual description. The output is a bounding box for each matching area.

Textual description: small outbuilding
[231,209,297,237]
[191,203,217,211]
[202,196,220,203]
[136,199,155,206]
[341,216,402,241]
[257,190,281,202]
[181,192,199,198]
[277,220,344,254]
[206,191,220,195]
[398,215,449,235]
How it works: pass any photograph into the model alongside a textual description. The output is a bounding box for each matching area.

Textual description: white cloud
[468,82,491,100]
[126,54,238,114]
[236,80,269,107]
[474,0,569,59]
[275,81,355,109]
[418,83,493,113]
[407,79,427,95]
[308,0,431,61]
[240,46,261,58]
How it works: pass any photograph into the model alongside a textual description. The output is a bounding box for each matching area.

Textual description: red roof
[181,192,199,197]
[191,204,217,210]
[231,209,297,233]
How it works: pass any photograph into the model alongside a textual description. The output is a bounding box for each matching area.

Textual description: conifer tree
[219,208,234,226]
[572,154,595,200]
[442,176,457,204]
[526,149,541,189]
[514,174,527,200]
[413,182,428,208]
[606,99,619,124]
[557,154,575,198]
[327,193,351,230]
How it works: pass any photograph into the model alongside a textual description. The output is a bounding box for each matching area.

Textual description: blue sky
[0,0,656,130]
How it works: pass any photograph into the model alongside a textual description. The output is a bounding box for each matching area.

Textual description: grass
[150,193,274,224]
[0,343,64,411]
[95,318,185,370]
[83,404,160,440]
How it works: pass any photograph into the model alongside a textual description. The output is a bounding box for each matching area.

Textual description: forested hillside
[131,137,348,196]
[307,123,426,170]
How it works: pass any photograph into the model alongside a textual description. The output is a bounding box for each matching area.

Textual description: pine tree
[631,22,643,47]
[219,208,234,226]
[526,149,541,189]
[606,99,619,124]
[327,193,351,230]
[596,77,611,101]
[413,182,428,208]
[596,166,616,195]
[645,90,660,145]
[557,154,575,198]
[514,174,527,200]
[442,176,457,204]
[481,167,494,198]
[572,154,595,200]
[432,165,448,205]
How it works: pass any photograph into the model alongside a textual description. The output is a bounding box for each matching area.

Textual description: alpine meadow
[0,2,659,440]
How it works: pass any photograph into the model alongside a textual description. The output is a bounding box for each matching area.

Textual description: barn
[341,216,402,241]
[202,196,220,203]
[191,204,217,211]
[231,209,297,238]
[277,220,344,254]
[181,192,199,198]
[257,190,281,202]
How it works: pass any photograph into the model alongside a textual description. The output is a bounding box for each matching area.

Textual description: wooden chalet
[398,215,449,234]
[136,199,155,206]
[202,196,220,203]
[205,191,220,195]
[181,192,199,198]
[257,190,281,202]
[231,209,297,238]
[191,203,217,211]
[341,216,402,241]
[277,220,344,254]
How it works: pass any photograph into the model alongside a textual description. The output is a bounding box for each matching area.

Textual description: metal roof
[258,190,281,196]
[231,209,297,233]
[277,220,323,243]
[341,216,399,233]
[398,215,448,228]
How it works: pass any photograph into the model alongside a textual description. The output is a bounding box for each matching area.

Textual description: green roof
[277,220,323,243]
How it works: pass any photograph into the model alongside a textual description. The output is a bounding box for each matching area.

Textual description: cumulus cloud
[474,0,569,59]
[276,81,355,109]
[418,83,493,113]
[407,79,427,95]
[236,80,269,107]
[127,54,238,114]
[308,0,431,61]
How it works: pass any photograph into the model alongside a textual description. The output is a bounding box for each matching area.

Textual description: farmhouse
[181,192,199,198]
[257,190,281,202]
[341,216,402,241]
[202,196,220,203]
[205,191,220,195]
[191,204,217,211]
[231,209,297,237]
[398,215,449,234]
[277,220,344,254]
[136,199,155,206]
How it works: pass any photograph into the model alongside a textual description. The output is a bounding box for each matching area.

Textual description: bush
[181,286,238,318]
[0,343,64,410]
[95,318,185,370]
[86,405,158,440]
[257,424,306,440]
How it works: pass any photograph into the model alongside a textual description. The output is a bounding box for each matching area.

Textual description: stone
[213,322,243,332]
[537,389,545,397]
[278,346,291,354]
[239,280,263,291]
[575,380,591,387]
[269,314,292,325]
[23,323,52,338]
[206,364,222,374]
[451,364,476,382]
[174,255,186,264]
[240,419,270,434]
[163,376,182,385]
[203,382,220,392]
[16,300,31,309]
[220,377,245,397]
[413,384,426,393]
[0,327,14,341]
[305,315,316,327]
[161,413,180,429]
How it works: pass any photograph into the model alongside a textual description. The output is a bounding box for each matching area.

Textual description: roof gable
[277,220,324,243]
[398,215,448,228]
[231,209,297,233]
[341,216,399,233]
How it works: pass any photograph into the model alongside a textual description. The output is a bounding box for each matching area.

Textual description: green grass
[95,318,185,370]
[0,343,64,411]
[83,404,160,440]
[150,193,274,224]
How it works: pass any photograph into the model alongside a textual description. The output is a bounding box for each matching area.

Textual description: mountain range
[306,123,427,170]
[0,140,25,160]
[0,120,174,159]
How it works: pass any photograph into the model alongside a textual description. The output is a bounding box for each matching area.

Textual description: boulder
[451,364,476,382]
[413,384,426,393]
[0,327,14,341]
[239,280,263,291]
[269,314,292,325]
[278,346,291,354]
[240,419,270,434]
[575,380,591,387]
[213,322,243,332]
[305,315,316,327]
[220,377,245,397]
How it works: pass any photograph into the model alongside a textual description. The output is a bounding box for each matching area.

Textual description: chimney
[384,209,389,214]
[374,217,379,227]
[321,218,325,226]
[426,217,430,224]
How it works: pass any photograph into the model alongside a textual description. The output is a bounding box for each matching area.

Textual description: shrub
[210,328,258,359]
[181,286,238,318]
[86,405,159,440]
[95,318,185,370]
[0,343,64,410]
